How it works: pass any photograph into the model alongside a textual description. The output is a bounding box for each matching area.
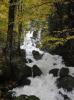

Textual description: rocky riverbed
[12,31,74,100]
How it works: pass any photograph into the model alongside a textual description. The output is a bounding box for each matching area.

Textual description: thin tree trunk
[18,23,22,53]
[17,0,23,54]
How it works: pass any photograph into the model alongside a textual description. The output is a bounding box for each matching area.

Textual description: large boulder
[32,50,43,60]
[28,95,40,100]
[14,65,32,87]
[23,65,32,78]
[16,78,31,87]
[59,67,69,78]
[32,65,42,77]
[49,68,59,77]
[15,95,40,100]
[56,75,74,91]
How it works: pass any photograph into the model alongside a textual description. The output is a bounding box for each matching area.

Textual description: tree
[6,0,18,77]
[17,0,23,52]
[48,0,74,37]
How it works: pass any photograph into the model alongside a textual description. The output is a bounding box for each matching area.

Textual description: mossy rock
[32,50,43,60]
[15,95,28,100]
[49,68,59,77]
[28,95,40,100]
[15,95,40,100]
[56,75,74,91]
[59,67,69,78]
[32,65,42,77]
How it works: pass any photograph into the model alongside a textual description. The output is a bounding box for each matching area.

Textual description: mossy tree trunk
[6,0,18,78]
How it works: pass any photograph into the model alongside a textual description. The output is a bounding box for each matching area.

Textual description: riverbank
[41,35,74,67]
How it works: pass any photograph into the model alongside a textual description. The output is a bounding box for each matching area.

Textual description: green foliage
[48,0,74,36]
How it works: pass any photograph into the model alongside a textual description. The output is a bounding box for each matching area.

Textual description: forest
[0,0,74,100]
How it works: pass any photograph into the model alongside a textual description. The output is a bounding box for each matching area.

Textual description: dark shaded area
[16,78,31,87]
[59,67,69,77]
[56,75,74,91]
[49,68,59,77]
[48,0,74,36]
[32,50,43,60]
[53,39,74,66]
[32,65,42,77]
[15,95,40,100]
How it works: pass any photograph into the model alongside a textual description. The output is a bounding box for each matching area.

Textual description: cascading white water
[13,30,74,100]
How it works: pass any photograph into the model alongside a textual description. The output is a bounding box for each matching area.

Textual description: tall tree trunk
[6,0,17,78]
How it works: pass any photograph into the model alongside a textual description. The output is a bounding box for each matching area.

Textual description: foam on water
[13,31,74,100]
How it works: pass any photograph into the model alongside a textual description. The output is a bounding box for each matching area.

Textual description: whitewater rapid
[13,31,74,100]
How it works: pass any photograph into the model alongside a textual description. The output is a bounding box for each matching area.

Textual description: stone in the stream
[59,91,71,100]
[56,75,74,91]
[25,59,33,63]
[49,68,59,77]
[28,95,40,100]
[15,95,28,100]
[23,65,32,78]
[27,59,33,63]
[16,78,31,87]
[16,95,40,100]
[32,50,43,60]
[59,67,69,78]
[32,65,42,78]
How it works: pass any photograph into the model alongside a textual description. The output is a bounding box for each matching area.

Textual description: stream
[13,30,74,100]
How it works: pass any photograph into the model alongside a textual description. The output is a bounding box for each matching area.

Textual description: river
[13,30,74,100]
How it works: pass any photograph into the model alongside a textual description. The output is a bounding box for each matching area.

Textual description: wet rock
[15,95,40,100]
[13,64,32,86]
[49,68,59,77]
[16,78,31,87]
[56,75,74,91]
[53,63,57,66]
[59,91,71,100]
[59,67,69,78]
[32,50,43,60]
[27,59,33,63]
[28,95,40,100]
[15,95,28,100]
[32,65,42,77]
[23,65,32,78]
[24,59,33,63]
